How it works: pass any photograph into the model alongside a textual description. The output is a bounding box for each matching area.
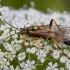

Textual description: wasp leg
[49,19,61,30]
[52,38,70,60]
[33,39,48,52]
[33,38,53,58]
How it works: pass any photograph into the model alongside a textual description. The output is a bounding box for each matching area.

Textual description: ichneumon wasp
[0,19,70,59]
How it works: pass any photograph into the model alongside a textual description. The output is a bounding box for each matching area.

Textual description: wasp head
[20,26,34,35]
[20,28,26,35]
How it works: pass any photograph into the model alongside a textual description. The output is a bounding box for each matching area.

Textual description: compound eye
[27,26,34,31]
[20,28,25,35]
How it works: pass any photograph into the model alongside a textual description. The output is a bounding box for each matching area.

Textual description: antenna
[0,20,21,44]
[0,32,20,44]
[4,20,20,31]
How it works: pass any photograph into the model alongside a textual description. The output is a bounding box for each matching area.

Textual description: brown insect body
[1,19,70,59]
[21,25,70,46]
[1,19,70,46]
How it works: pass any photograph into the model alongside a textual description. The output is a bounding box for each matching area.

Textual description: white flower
[26,47,37,54]
[24,42,29,46]
[20,60,36,70]
[17,52,26,61]
[30,41,34,46]
[0,58,10,69]
[36,49,47,63]
[60,56,67,63]
[10,31,18,39]
[0,51,5,58]
[4,52,16,61]
[4,29,10,33]
[63,49,69,54]
[44,45,53,51]
[3,42,21,54]
[14,39,23,44]
[26,48,31,53]
[3,66,9,70]
[30,47,37,54]
[43,41,48,46]
[60,67,64,70]
[65,60,70,70]
[0,25,7,31]
[3,42,15,52]
[46,62,58,70]
[52,50,60,59]
[9,65,14,70]
[0,29,10,41]
[67,52,70,57]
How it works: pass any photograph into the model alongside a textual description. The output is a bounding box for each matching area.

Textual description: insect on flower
[0,19,70,59]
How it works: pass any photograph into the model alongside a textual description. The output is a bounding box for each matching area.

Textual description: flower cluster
[0,6,70,70]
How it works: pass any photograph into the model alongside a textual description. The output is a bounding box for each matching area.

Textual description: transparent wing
[34,25,70,41]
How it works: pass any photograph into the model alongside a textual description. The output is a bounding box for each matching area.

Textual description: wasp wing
[33,25,70,41]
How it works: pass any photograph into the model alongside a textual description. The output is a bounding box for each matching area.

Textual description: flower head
[46,62,58,70]
[0,6,70,70]
[20,60,36,70]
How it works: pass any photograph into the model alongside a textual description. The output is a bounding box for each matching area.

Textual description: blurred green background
[1,0,70,12]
